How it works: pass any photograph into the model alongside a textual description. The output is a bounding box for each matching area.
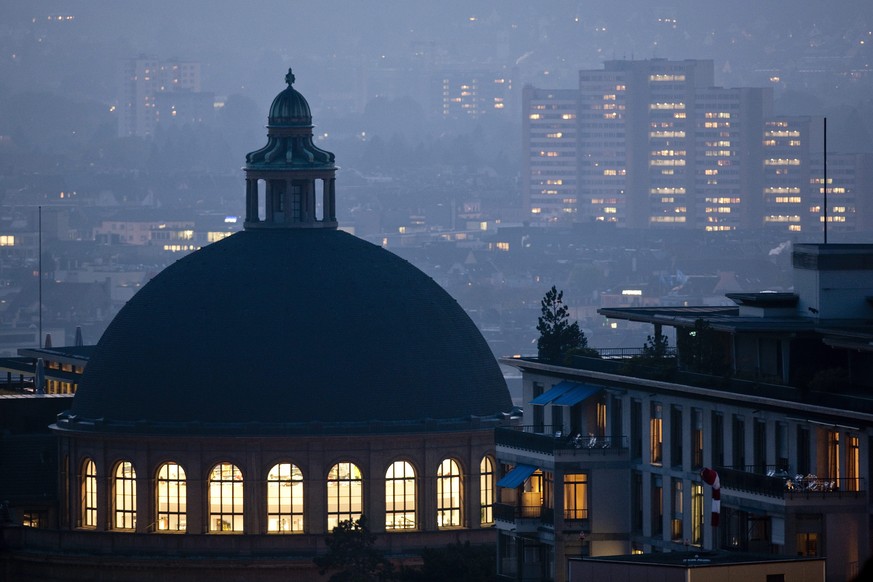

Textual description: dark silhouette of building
[0,70,512,582]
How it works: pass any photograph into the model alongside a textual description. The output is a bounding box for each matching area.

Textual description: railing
[496,426,628,455]
[716,465,865,499]
[595,347,677,359]
[563,508,588,521]
[494,502,547,521]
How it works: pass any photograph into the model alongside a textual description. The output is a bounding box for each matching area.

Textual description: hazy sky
[3,0,870,107]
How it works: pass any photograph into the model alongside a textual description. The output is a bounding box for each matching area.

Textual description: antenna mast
[823,118,828,244]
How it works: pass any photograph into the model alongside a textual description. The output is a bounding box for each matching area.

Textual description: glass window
[652,476,663,536]
[327,462,363,530]
[563,473,588,520]
[847,435,860,491]
[436,458,462,528]
[267,463,304,533]
[114,461,136,530]
[479,456,494,525]
[385,461,416,530]
[208,463,244,533]
[650,403,663,465]
[691,482,703,545]
[81,458,97,528]
[156,462,187,532]
[691,409,703,469]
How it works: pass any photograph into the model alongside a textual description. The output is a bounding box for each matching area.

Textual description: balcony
[716,465,866,504]
[496,425,628,462]
[494,502,555,533]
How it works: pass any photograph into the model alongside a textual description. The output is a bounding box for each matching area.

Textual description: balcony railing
[496,425,627,455]
[716,465,865,499]
[494,503,556,526]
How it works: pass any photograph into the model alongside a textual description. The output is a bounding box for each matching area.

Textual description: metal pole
[823,118,828,244]
[38,205,42,347]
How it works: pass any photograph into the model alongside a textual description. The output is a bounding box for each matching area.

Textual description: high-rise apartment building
[119,57,203,137]
[522,60,870,235]
[522,87,579,221]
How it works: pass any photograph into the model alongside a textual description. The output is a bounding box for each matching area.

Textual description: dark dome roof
[268,68,312,126]
[72,229,510,431]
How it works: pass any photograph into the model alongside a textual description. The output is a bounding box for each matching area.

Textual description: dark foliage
[536,286,591,362]
[313,516,394,582]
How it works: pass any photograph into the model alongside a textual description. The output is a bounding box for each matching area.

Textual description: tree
[313,516,394,582]
[536,286,592,362]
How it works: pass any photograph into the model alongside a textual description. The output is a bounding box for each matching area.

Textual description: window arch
[81,458,97,528]
[267,463,304,533]
[479,456,495,525]
[437,458,463,528]
[326,462,362,530]
[113,461,136,530]
[156,462,187,532]
[385,461,416,530]
[208,463,244,533]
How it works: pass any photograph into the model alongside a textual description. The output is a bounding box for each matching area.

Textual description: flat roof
[572,550,823,568]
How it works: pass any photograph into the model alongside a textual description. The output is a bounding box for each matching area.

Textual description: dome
[267,68,312,126]
[71,229,511,431]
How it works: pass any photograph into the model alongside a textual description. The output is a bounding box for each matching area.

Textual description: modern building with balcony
[497,243,873,582]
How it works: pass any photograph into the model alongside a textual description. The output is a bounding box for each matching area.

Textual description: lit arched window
[156,462,187,532]
[385,461,416,530]
[113,461,136,530]
[208,463,244,533]
[326,462,362,530]
[81,458,97,528]
[437,458,463,528]
[479,456,495,525]
[267,463,304,533]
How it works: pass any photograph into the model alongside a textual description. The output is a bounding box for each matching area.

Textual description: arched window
[208,463,244,533]
[385,461,416,530]
[479,456,495,525]
[81,458,97,528]
[437,458,463,528]
[326,462,362,530]
[267,463,304,533]
[156,462,187,532]
[113,461,136,530]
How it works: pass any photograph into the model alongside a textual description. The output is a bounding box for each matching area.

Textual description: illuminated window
[0,235,15,246]
[114,461,136,530]
[563,473,588,520]
[81,458,97,528]
[208,463,244,533]
[691,483,703,545]
[847,436,860,491]
[480,456,494,525]
[156,462,186,532]
[327,462,363,530]
[650,403,663,465]
[385,461,416,530]
[436,459,463,528]
[267,463,304,533]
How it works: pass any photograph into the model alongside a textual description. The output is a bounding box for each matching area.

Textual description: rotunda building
[27,70,513,581]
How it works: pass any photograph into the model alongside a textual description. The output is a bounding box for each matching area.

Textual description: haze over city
[4,3,873,582]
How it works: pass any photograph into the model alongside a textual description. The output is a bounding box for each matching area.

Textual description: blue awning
[552,384,602,406]
[530,381,576,405]
[496,464,538,488]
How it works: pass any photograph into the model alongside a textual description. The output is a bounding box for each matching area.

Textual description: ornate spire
[243,69,337,230]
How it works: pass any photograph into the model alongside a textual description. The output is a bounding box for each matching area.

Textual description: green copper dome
[267,68,312,126]
[245,68,335,171]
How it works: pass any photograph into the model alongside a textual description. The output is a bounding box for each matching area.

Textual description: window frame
[156,462,187,532]
[208,462,244,533]
[436,458,463,529]
[385,460,416,531]
[266,462,304,533]
[113,460,137,530]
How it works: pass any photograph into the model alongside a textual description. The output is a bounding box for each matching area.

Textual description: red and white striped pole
[700,467,720,548]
